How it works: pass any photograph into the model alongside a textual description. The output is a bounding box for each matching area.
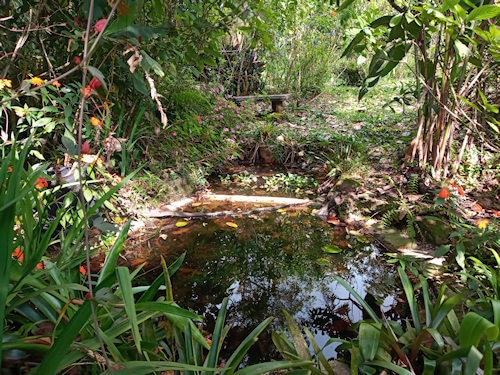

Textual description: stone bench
[232,93,292,113]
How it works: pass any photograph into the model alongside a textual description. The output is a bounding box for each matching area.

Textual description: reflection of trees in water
[155,210,400,362]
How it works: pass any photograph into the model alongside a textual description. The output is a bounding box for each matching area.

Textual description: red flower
[89,77,102,90]
[79,265,87,275]
[36,262,45,270]
[94,19,107,33]
[437,187,450,199]
[81,141,90,154]
[73,56,82,65]
[12,247,24,262]
[35,176,49,190]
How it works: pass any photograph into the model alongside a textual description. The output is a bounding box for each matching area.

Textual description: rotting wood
[141,194,312,219]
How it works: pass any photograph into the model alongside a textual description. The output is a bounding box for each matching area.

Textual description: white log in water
[141,194,312,218]
[201,193,311,205]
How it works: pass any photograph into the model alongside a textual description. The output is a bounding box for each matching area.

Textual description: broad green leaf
[460,312,499,347]
[359,322,381,360]
[336,0,356,13]
[140,50,165,77]
[389,14,402,27]
[87,66,108,90]
[442,0,460,12]
[492,299,500,329]
[282,310,311,361]
[454,39,471,58]
[463,345,483,375]
[315,258,330,265]
[467,5,500,22]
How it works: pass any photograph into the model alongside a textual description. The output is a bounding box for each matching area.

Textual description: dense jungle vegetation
[1,0,499,373]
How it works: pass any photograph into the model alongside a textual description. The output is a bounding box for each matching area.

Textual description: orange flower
[12,247,24,262]
[0,78,12,90]
[7,166,13,172]
[30,77,44,86]
[81,85,93,98]
[492,210,500,218]
[79,265,87,275]
[331,11,337,16]
[52,80,61,88]
[438,187,450,199]
[36,262,45,270]
[35,176,49,190]
[477,218,489,230]
[90,116,102,129]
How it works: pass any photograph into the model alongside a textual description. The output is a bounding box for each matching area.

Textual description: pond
[131,195,403,364]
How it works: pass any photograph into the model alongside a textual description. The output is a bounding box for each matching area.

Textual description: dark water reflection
[147,206,399,363]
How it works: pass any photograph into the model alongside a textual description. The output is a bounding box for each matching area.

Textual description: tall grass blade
[0,142,33,360]
[234,360,314,375]
[205,297,229,373]
[116,266,142,354]
[222,317,274,375]
[398,266,421,332]
[369,360,414,375]
[333,275,380,322]
[304,327,340,375]
[137,252,185,303]
[103,361,217,374]
[98,220,131,284]
[31,302,93,374]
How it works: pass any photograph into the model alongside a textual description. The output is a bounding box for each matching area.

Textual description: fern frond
[408,174,419,195]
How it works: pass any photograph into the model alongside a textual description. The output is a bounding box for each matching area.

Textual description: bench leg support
[272,100,284,113]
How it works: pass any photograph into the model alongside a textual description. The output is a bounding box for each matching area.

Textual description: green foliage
[263,173,318,193]
[262,0,342,97]
[272,310,345,374]
[340,0,500,178]
[220,171,258,188]
[331,266,500,374]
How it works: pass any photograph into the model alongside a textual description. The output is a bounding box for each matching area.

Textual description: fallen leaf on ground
[175,221,189,227]
[323,245,343,254]
[226,221,238,228]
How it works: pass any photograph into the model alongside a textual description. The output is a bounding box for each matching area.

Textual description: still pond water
[139,199,401,363]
